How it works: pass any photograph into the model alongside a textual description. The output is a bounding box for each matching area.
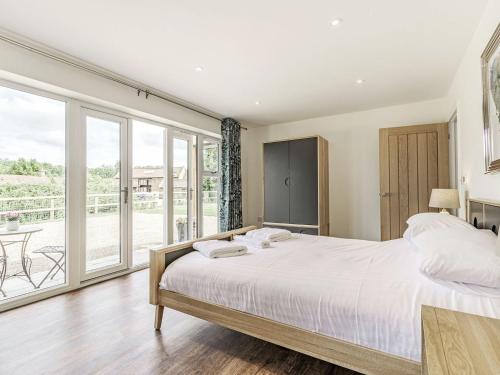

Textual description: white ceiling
[0,0,488,125]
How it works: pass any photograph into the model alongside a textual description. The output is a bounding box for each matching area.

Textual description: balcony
[0,191,217,301]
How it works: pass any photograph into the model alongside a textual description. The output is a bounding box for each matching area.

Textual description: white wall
[245,0,500,240]
[0,36,221,135]
[447,0,500,216]
[244,98,452,240]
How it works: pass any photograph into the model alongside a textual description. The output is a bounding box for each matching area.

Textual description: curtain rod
[0,33,248,130]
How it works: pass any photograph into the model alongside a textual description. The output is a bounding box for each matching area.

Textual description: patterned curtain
[219,118,242,231]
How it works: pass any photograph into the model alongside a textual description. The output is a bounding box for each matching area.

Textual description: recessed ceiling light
[356,79,365,84]
[195,66,203,72]
[255,100,261,105]
[330,18,342,27]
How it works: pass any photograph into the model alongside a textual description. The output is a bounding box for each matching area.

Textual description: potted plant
[6,211,20,231]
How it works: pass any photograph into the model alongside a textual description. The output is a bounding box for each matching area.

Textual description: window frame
[197,135,221,237]
[0,79,72,307]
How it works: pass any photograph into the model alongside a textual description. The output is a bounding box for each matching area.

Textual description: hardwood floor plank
[0,270,360,375]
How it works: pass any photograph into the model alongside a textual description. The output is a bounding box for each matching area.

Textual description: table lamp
[429,189,460,213]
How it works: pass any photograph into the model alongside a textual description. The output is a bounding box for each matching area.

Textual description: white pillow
[403,213,475,242]
[413,227,500,288]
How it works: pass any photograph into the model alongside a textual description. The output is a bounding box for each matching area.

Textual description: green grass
[201,203,217,216]
[173,203,217,216]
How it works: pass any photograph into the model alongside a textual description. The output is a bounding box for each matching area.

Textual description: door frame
[448,112,459,190]
[197,135,222,237]
[170,132,195,243]
[379,123,449,241]
[80,107,129,281]
[448,112,460,216]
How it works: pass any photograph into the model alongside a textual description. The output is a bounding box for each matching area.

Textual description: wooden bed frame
[149,226,420,375]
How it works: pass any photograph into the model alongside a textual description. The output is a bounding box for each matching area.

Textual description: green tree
[9,158,41,175]
[0,159,14,174]
[202,176,215,191]
[86,174,118,194]
[0,158,64,177]
[203,145,218,172]
[40,162,64,177]
[88,164,117,179]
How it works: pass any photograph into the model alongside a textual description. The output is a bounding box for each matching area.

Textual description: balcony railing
[0,191,218,224]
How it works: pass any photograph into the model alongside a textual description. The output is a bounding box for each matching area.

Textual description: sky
[0,86,188,169]
[0,86,65,165]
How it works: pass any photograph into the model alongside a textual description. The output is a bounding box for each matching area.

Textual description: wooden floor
[0,269,360,375]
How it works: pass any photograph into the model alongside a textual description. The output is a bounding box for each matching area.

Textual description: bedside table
[421,305,500,375]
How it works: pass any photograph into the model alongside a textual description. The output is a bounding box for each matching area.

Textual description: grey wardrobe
[263,136,329,235]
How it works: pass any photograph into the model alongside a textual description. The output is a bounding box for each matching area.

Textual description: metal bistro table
[0,226,42,297]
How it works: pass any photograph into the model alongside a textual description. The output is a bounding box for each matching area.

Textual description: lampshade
[429,189,460,209]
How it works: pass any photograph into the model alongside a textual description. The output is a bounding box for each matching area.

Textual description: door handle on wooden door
[379,192,391,198]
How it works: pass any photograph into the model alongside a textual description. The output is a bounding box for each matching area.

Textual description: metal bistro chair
[32,246,65,288]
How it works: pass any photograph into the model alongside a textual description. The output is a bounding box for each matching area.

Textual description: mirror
[482,24,500,173]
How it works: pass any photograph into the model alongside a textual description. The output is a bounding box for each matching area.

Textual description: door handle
[380,192,391,198]
[121,187,129,204]
[284,177,290,187]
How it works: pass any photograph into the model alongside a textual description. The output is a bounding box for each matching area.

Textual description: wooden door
[379,123,449,240]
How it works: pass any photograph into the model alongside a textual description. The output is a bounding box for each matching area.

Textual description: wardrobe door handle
[284,177,290,187]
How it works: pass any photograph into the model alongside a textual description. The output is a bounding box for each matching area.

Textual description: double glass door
[82,110,197,280]
[84,110,128,279]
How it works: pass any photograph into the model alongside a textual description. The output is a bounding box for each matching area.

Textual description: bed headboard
[467,198,500,235]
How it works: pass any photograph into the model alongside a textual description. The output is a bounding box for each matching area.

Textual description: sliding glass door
[83,109,128,279]
[83,116,203,276]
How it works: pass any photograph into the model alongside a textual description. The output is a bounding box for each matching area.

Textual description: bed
[149,199,500,375]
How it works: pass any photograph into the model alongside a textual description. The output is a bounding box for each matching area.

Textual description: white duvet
[160,235,500,362]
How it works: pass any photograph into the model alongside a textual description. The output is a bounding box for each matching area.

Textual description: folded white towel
[233,235,271,249]
[245,227,292,242]
[193,240,248,258]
